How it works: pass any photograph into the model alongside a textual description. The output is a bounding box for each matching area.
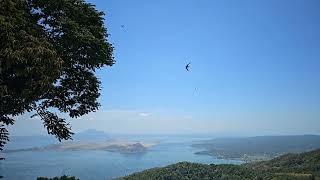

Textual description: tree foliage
[121,162,261,180]
[0,0,114,156]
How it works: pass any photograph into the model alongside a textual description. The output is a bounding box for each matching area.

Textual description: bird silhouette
[185,62,191,71]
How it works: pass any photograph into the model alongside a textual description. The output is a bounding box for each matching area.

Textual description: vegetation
[246,149,320,178]
[121,149,320,180]
[121,162,261,180]
[0,0,114,156]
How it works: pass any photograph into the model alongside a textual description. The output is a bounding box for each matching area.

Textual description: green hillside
[247,149,320,178]
[120,149,320,180]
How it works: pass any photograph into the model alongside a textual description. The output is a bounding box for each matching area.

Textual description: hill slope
[247,149,320,177]
[121,149,320,180]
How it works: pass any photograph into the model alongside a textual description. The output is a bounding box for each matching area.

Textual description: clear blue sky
[12,0,320,136]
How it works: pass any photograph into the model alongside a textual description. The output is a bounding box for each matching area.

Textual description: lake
[0,135,243,180]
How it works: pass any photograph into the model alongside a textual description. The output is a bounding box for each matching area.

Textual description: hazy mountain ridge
[73,129,109,141]
[192,135,320,161]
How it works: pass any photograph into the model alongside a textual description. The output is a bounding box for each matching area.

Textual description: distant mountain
[193,135,320,161]
[73,129,109,141]
[121,149,320,180]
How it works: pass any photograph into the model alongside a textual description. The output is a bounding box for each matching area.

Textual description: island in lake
[4,139,157,154]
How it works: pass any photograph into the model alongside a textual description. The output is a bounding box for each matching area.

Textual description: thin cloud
[139,113,151,117]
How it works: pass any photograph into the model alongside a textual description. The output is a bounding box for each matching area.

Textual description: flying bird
[185,62,191,71]
[193,88,198,95]
[120,25,127,33]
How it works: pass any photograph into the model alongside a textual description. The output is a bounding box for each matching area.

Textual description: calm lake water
[0,135,243,180]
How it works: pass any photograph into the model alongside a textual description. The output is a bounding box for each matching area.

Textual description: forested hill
[246,149,320,177]
[120,149,320,180]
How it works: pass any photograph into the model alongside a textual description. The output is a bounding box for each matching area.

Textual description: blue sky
[11,0,320,136]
